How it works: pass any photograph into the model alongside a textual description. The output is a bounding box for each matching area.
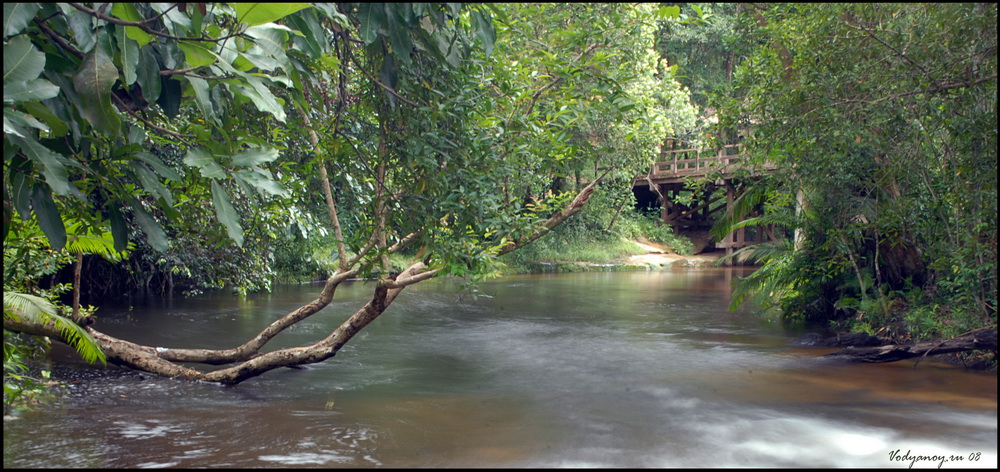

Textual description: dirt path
[623,239,724,268]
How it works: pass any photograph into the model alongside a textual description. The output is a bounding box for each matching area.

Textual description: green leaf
[234,168,287,197]
[4,114,25,136]
[107,203,128,253]
[178,41,216,68]
[132,161,173,206]
[136,45,161,103]
[2,185,8,242]
[245,24,291,65]
[4,108,48,131]
[110,3,152,46]
[182,148,226,179]
[231,3,311,26]
[129,200,168,252]
[211,180,244,246]
[3,3,40,37]
[72,44,121,133]
[9,163,32,222]
[357,2,385,45]
[136,151,182,181]
[66,9,96,53]
[470,9,495,57]
[4,35,45,84]
[3,78,60,103]
[30,183,66,250]
[157,76,182,118]
[185,75,217,124]
[116,23,140,85]
[385,5,413,64]
[232,147,279,166]
[235,76,286,121]
[284,8,325,58]
[236,52,282,72]
[21,101,68,136]
[8,134,74,196]
[658,5,680,20]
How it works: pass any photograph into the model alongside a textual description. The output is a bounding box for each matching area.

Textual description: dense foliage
[717,3,997,342]
[4,2,710,393]
[4,2,994,404]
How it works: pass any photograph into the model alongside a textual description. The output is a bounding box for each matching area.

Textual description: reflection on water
[4,270,996,468]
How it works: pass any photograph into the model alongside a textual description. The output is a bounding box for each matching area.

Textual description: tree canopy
[716,3,996,339]
[4,2,700,384]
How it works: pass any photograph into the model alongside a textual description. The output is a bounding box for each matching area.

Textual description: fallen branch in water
[822,327,996,364]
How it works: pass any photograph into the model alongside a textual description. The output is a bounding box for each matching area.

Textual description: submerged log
[823,327,997,363]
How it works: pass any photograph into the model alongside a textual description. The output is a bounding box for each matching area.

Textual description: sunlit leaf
[178,41,216,68]
[231,3,311,26]
[238,76,286,121]
[4,108,47,131]
[110,3,152,46]
[234,168,287,197]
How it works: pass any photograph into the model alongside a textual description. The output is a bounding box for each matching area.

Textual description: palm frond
[728,209,798,232]
[710,184,770,240]
[727,241,799,312]
[3,291,106,365]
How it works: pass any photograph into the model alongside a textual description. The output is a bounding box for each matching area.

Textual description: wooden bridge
[632,144,779,258]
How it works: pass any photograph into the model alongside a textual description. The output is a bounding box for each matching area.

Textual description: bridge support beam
[631,144,781,258]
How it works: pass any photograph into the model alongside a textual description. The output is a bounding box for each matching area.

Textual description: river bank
[512,238,728,273]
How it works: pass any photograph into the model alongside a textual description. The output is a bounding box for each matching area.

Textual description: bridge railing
[650,144,743,178]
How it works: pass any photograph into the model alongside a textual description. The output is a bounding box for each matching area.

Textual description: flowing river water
[3,269,996,468]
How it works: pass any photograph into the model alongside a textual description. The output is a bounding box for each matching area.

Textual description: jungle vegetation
[3,3,996,409]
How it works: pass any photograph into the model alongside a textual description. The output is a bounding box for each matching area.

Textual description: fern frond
[65,222,129,261]
[66,233,127,261]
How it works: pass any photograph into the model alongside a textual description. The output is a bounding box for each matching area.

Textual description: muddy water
[3,270,996,468]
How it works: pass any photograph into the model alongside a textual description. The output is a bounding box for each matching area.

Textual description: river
[3,270,996,468]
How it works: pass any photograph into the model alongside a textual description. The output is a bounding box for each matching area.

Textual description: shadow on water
[4,270,996,468]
